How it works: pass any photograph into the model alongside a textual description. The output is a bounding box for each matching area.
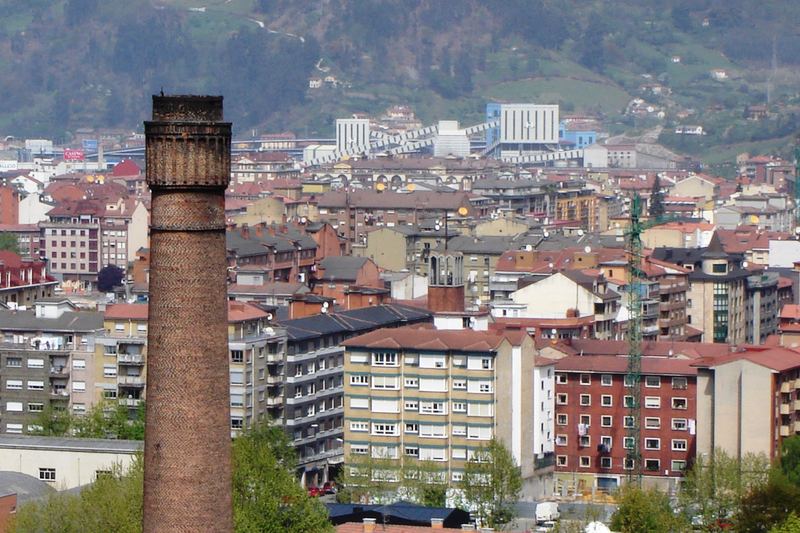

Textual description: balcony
[317,385,343,400]
[118,353,145,364]
[118,376,144,387]
[781,382,792,394]
[534,452,555,471]
[49,366,68,377]
[50,388,69,399]
[119,398,141,407]
[781,425,791,437]
[781,404,791,415]
[660,282,688,294]
[795,421,800,433]
[266,374,282,385]
[286,393,316,406]
[266,396,283,407]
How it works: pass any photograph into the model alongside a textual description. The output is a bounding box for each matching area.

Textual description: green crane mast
[625,193,645,484]
[795,138,800,224]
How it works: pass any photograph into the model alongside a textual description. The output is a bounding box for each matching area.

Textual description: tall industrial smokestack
[143,95,233,532]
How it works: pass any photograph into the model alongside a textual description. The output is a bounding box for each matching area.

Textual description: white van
[535,502,560,524]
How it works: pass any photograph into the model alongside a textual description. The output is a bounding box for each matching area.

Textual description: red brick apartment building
[553,355,697,494]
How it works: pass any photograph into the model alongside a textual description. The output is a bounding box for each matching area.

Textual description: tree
[610,485,687,533]
[0,232,20,254]
[457,439,521,529]
[771,513,800,533]
[780,435,800,487]
[30,401,145,440]
[649,174,665,219]
[232,422,333,533]
[737,470,800,533]
[679,448,770,528]
[97,264,125,292]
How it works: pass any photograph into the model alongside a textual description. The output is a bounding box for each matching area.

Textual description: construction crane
[625,193,646,484]
[795,137,800,224]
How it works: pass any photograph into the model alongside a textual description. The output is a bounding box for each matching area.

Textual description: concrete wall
[511,274,596,319]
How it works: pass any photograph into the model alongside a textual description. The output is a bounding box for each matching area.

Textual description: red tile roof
[555,354,699,375]
[341,326,507,352]
[111,159,141,177]
[781,304,800,320]
[104,302,268,323]
[695,346,800,373]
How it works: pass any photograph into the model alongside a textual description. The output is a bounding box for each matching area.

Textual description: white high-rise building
[433,121,470,158]
[336,118,370,154]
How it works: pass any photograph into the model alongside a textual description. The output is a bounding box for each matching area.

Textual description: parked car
[307,486,322,497]
[535,502,560,524]
[322,481,337,494]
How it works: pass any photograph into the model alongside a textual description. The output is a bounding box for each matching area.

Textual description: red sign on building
[63,149,85,161]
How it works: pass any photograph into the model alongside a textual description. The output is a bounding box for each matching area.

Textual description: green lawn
[483,78,631,114]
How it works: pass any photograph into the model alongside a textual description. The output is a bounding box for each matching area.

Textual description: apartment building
[226,224,317,285]
[231,152,300,183]
[0,298,103,433]
[0,224,42,259]
[694,346,800,462]
[279,304,432,487]
[97,302,287,436]
[341,325,554,499]
[553,355,697,494]
[355,225,453,274]
[0,251,58,308]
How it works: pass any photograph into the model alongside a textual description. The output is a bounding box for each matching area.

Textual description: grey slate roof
[0,310,103,332]
[0,471,55,502]
[278,304,431,342]
[0,434,142,454]
[319,256,369,282]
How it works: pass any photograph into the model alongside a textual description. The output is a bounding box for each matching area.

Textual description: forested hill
[1,0,800,140]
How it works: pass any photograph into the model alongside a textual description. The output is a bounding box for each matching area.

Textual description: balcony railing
[118,376,144,386]
[118,353,145,364]
[119,398,141,407]
[535,452,555,471]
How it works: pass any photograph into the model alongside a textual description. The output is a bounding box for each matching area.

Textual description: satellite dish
[543,230,550,238]
[265,327,275,336]
[742,261,749,269]
[300,216,307,224]
[548,262,554,269]
[475,298,481,306]
[322,301,329,309]
[578,229,585,236]
[406,183,416,191]
[551,328,557,336]
[267,313,273,321]
[525,244,533,252]
[435,224,441,231]
[457,206,469,216]
[584,246,592,254]
[376,182,386,191]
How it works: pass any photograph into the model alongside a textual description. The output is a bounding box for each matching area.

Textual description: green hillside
[1,0,799,164]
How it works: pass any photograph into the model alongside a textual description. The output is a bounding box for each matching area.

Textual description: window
[556,373,567,384]
[371,399,399,413]
[230,417,243,430]
[453,379,466,389]
[371,423,398,436]
[27,380,44,391]
[419,447,447,462]
[404,354,418,365]
[468,356,493,370]
[645,417,661,429]
[405,423,419,434]
[419,377,448,392]
[350,374,369,387]
[557,455,568,467]
[372,375,399,390]
[580,456,591,468]
[350,352,368,364]
[600,457,612,469]
[350,398,368,409]
[6,380,22,390]
[452,424,466,436]
[419,354,447,369]
[600,374,613,386]
[645,376,661,388]
[452,448,467,460]
[672,377,688,389]
[103,365,117,378]
[624,396,634,408]
[371,445,398,459]
[39,468,56,482]
[452,355,466,367]
[672,397,687,410]
[452,401,466,413]
[115,323,125,332]
[452,471,464,482]
[420,401,447,415]
[672,418,688,431]
[467,403,493,417]
[467,380,493,394]
[230,394,243,407]
[580,394,591,406]
[624,374,635,387]
[624,458,635,470]
[623,437,635,449]
[556,435,567,446]
[27,358,44,369]
[468,426,492,440]
[580,374,591,385]
[644,397,661,409]
[579,435,590,447]
[671,460,687,472]
[28,403,44,412]
[556,414,568,426]
[230,350,244,363]
[601,415,613,427]
[72,359,86,369]
[72,381,86,392]
[580,414,591,426]
[404,377,418,388]
[556,393,568,405]
[350,421,369,432]
[351,445,368,455]
[645,459,660,472]
[372,352,398,366]
[601,395,613,407]
[405,446,419,457]
[420,424,447,438]
[6,357,21,368]
[405,400,418,411]
[645,438,661,450]
[672,439,687,451]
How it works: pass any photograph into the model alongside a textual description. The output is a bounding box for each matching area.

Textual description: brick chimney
[142,95,233,532]
[241,223,249,239]
[363,517,376,533]
[431,518,444,529]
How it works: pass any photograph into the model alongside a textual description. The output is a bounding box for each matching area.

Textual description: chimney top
[151,95,224,122]
[431,518,444,529]
[362,517,376,533]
